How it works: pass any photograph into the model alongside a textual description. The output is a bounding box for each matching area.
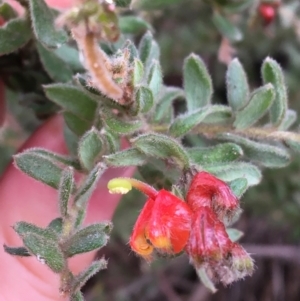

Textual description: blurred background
[2,0,300,300]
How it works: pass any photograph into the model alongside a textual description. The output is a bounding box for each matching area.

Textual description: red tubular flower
[186,207,232,265]
[130,189,193,260]
[186,171,239,221]
[259,3,276,25]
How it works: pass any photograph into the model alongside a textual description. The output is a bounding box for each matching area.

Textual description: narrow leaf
[47,218,63,235]
[147,61,163,98]
[196,267,217,293]
[226,228,244,242]
[14,222,57,240]
[54,44,82,71]
[279,109,297,130]
[64,111,92,137]
[119,16,152,34]
[70,291,84,301]
[212,12,242,41]
[183,53,213,111]
[134,86,154,114]
[262,57,288,126]
[233,84,275,129]
[23,233,65,273]
[0,17,31,55]
[226,58,250,111]
[28,0,68,48]
[4,245,31,257]
[229,178,248,198]
[63,223,112,257]
[104,148,147,167]
[36,42,73,82]
[44,84,97,121]
[205,162,262,186]
[14,151,63,189]
[59,167,75,218]
[132,133,190,169]
[132,58,144,86]
[219,133,290,168]
[78,128,105,170]
[187,143,243,166]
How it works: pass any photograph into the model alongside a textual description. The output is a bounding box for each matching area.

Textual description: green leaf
[134,0,184,9]
[102,109,142,134]
[59,167,75,218]
[226,58,250,111]
[28,0,68,48]
[219,133,290,168]
[104,148,147,167]
[71,259,107,293]
[14,222,57,240]
[284,136,300,153]
[54,44,82,71]
[103,130,120,153]
[169,106,231,138]
[29,148,81,170]
[74,163,106,207]
[0,17,31,55]
[119,16,152,34]
[212,12,242,41]
[44,84,97,121]
[133,86,154,114]
[153,87,184,123]
[64,112,92,137]
[4,245,31,257]
[132,58,144,86]
[23,233,65,273]
[279,109,297,130]
[47,218,63,235]
[187,143,243,166]
[36,42,73,82]
[116,0,131,7]
[233,84,275,129]
[14,151,63,189]
[78,128,105,170]
[70,291,84,301]
[205,162,262,186]
[64,123,79,156]
[196,267,217,293]
[226,228,244,242]
[183,53,213,111]
[261,57,288,126]
[229,178,248,198]
[138,31,160,71]
[0,3,17,20]
[62,223,112,257]
[132,133,190,169]
[122,39,138,63]
[147,61,163,98]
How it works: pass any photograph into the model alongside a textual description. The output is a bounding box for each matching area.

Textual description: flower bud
[187,171,239,221]
[186,207,232,265]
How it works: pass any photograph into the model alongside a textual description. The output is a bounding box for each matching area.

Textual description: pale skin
[0,1,133,300]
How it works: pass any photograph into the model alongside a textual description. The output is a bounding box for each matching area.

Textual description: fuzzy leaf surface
[229,178,248,197]
[104,148,146,167]
[119,16,152,34]
[59,167,75,218]
[4,245,31,257]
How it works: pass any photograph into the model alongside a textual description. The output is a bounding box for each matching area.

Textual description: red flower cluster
[258,1,280,25]
[129,172,254,285]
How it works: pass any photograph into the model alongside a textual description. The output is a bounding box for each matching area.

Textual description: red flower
[259,3,276,25]
[186,171,239,221]
[186,207,232,265]
[130,189,193,260]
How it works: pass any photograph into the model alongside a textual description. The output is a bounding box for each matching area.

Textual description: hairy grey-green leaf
[205,162,261,186]
[104,148,147,167]
[229,178,248,197]
[54,44,82,71]
[233,84,275,129]
[63,111,92,137]
[23,233,65,273]
[187,143,243,166]
[183,53,213,111]
[212,12,242,41]
[0,17,31,55]
[74,163,106,207]
[138,31,160,71]
[0,3,17,20]
[63,223,112,257]
[226,228,244,242]
[59,167,75,218]
[132,58,144,86]
[279,109,297,130]
[4,245,31,257]
[14,222,58,240]
[284,137,300,153]
[28,0,68,48]
[262,57,288,126]
[47,218,63,235]
[132,133,190,169]
[103,130,120,153]
[70,291,84,301]
[134,0,184,9]
[37,42,73,82]
[78,128,105,170]
[153,87,184,123]
[226,58,250,111]
[170,106,230,138]
[196,267,217,293]
[147,61,163,98]
[122,39,138,63]
[14,151,63,189]
[44,84,97,121]
[132,86,154,115]
[71,259,107,293]
[119,16,152,34]
[219,133,290,168]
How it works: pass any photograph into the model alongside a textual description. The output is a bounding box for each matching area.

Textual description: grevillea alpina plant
[0,0,300,299]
